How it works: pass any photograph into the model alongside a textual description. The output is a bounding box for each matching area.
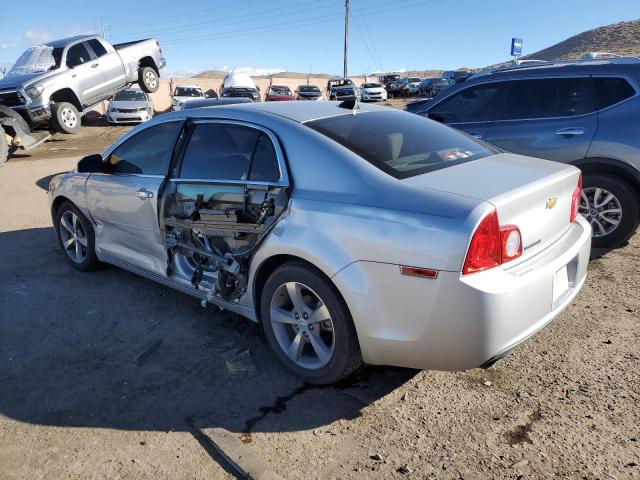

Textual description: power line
[108,0,333,41]
[159,0,444,46]
[107,0,259,30]
[362,15,383,71]
[354,18,381,72]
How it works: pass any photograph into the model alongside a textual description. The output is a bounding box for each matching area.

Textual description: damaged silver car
[49,102,591,384]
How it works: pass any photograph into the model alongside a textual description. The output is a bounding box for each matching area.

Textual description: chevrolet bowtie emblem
[546,197,558,209]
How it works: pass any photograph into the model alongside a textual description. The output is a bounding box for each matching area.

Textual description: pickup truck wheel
[581,174,639,248]
[261,262,363,385]
[0,127,7,165]
[51,102,81,134]
[139,67,159,93]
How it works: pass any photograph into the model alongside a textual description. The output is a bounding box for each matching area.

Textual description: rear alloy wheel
[139,67,159,93]
[55,202,100,271]
[261,263,362,384]
[580,174,639,248]
[51,102,81,134]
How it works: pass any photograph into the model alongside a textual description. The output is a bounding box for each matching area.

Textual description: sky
[0,0,638,77]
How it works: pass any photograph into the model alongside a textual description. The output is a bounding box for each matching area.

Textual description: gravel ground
[0,107,638,479]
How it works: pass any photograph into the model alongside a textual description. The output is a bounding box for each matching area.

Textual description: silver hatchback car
[48,102,591,384]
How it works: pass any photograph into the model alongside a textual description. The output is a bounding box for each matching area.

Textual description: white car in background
[171,84,204,111]
[106,88,154,124]
[360,82,388,101]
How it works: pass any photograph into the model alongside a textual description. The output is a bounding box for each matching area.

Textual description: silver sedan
[48,102,591,384]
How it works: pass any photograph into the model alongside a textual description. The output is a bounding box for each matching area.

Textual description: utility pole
[100,16,106,39]
[343,0,350,78]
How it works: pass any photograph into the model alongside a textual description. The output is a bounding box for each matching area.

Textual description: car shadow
[0,227,416,445]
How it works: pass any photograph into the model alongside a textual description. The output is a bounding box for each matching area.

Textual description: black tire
[0,126,7,165]
[138,66,159,93]
[54,201,100,271]
[582,174,639,248]
[260,262,362,385]
[51,102,81,134]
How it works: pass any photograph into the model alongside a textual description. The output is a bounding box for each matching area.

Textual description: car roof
[157,100,387,124]
[470,57,640,81]
[175,84,202,89]
[46,35,99,48]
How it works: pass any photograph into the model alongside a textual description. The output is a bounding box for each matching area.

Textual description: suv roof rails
[471,55,640,79]
[582,51,624,59]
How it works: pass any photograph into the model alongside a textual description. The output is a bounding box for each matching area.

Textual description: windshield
[299,85,320,92]
[174,87,203,97]
[330,79,354,88]
[269,86,291,96]
[407,77,421,83]
[362,83,382,88]
[306,111,496,179]
[113,90,147,102]
[7,45,62,76]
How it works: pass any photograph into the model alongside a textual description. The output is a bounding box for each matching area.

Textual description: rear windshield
[269,86,292,95]
[306,110,496,179]
[299,85,320,92]
[174,87,203,97]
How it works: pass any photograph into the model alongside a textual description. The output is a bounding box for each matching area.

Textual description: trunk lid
[405,153,581,257]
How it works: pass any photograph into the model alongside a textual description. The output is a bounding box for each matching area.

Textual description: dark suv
[407,58,640,247]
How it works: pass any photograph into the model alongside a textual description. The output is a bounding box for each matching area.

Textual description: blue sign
[511,38,523,56]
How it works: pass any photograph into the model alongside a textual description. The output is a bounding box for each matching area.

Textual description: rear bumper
[333,215,592,371]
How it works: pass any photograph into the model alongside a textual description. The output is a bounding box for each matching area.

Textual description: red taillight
[570,173,582,223]
[462,210,522,275]
[156,40,162,54]
[462,210,501,275]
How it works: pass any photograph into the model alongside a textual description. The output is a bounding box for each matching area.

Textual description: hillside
[524,19,640,61]
[191,19,640,80]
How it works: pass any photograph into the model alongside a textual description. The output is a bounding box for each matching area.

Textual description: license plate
[552,265,569,304]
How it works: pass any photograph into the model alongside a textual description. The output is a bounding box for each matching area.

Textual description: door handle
[469,133,483,139]
[135,188,154,199]
[556,127,585,137]
[91,63,99,68]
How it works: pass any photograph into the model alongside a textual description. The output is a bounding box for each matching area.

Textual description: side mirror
[77,154,104,173]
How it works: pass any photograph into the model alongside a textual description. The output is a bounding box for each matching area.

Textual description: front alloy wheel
[59,210,88,264]
[55,202,100,271]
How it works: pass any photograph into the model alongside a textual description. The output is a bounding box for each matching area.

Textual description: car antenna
[338,98,359,112]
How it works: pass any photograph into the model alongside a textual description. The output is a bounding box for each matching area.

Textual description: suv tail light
[156,40,162,54]
[570,173,582,223]
[462,210,522,275]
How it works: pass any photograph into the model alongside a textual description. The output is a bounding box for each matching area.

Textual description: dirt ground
[0,104,638,480]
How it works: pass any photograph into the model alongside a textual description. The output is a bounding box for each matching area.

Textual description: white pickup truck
[0,35,165,163]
